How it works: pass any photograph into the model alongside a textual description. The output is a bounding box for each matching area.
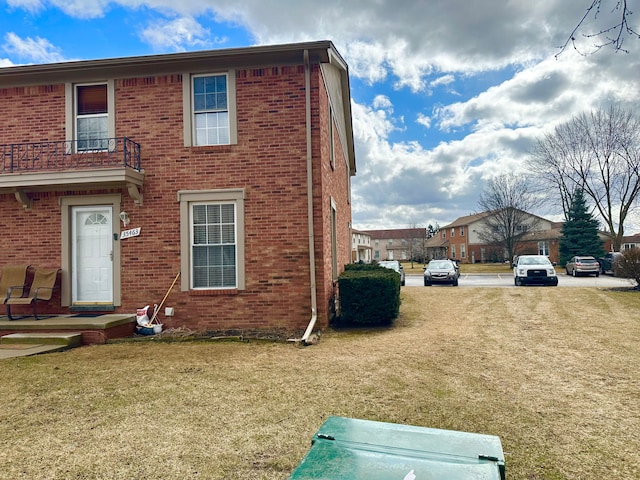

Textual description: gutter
[290,49,318,345]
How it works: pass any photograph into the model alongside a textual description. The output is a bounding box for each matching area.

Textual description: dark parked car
[424,259,460,286]
[565,256,600,277]
[378,260,405,286]
[598,252,622,275]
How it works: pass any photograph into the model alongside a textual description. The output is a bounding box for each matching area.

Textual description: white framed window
[538,241,549,256]
[193,74,229,145]
[461,244,466,258]
[76,84,108,151]
[191,203,236,288]
[460,226,465,236]
[179,189,245,291]
[451,245,456,258]
[451,228,455,237]
[66,81,115,150]
[183,71,237,147]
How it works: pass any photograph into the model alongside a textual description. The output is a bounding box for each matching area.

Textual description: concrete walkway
[0,343,68,359]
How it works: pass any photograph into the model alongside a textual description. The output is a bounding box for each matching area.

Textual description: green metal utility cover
[290,416,505,479]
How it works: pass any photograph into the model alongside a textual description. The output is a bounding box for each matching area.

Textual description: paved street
[405,273,636,288]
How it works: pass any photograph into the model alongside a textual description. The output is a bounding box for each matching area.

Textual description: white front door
[72,206,113,304]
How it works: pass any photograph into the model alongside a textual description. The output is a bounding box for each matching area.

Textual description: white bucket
[153,324,163,334]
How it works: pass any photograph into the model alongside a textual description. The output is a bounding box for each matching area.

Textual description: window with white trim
[193,74,229,146]
[461,244,466,258]
[76,84,108,151]
[538,241,549,256]
[179,189,245,291]
[191,203,237,288]
[451,245,456,258]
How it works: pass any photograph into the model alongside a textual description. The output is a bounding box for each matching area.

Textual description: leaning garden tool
[149,271,181,325]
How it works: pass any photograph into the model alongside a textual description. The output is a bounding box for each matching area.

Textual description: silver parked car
[565,256,600,277]
[424,259,460,286]
[378,260,405,286]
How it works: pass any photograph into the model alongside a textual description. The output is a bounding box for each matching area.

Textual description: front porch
[0,313,136,347]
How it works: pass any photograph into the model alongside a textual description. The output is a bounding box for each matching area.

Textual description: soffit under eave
[320,62,356,175]
[0,41,336,87]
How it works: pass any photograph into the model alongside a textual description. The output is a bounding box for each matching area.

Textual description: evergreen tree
[559,188,604,266]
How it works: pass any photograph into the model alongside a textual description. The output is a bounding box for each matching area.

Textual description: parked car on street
[565,256,600,277]
[424,259,460,286]
[598,252,623,275]
[378,260,405,286]
[513,255,558,286]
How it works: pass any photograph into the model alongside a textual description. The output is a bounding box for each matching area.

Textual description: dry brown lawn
[0,287,638,479]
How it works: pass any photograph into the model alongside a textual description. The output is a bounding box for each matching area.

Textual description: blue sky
[2,0,640,232]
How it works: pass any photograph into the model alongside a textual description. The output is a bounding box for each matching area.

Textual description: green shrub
[338,265,400,326]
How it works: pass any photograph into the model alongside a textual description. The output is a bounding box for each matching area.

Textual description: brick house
[363,228,427,261]
[0,40,355,336]
[426,211,555,264]
[426,212,614,264]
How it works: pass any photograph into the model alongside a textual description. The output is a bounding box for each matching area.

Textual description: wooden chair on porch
[5,267,60,320]
[0,265,30,315]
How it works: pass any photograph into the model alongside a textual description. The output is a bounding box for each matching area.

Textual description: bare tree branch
[556,0,640,57]
[476,174,542,261]
[528,105,640,250]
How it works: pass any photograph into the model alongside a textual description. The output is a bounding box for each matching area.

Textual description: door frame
[61,194,122,308]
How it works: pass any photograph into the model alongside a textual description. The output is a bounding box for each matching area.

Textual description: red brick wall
[0,84,65,143]
[0,63,352,335]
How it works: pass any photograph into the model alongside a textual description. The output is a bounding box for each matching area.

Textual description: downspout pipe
[297,49,318,344]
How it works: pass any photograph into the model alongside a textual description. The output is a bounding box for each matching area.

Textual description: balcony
[0,138,144,208]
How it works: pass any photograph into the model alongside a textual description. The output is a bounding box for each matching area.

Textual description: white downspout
[299,49,318,344]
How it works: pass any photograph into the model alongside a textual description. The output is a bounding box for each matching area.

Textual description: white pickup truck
[513,255,558,286]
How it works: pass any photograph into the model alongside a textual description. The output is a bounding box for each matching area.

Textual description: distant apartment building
[360,228,426,261]
[621,233,640,250]
[425,211,614,264]
[352,229,372,263]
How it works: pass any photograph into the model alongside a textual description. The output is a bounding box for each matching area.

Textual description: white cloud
[2,32,65,63]
[3,0,640,230]
[6,0,43,13]
[416,113,431,129]
[140,17,215,51]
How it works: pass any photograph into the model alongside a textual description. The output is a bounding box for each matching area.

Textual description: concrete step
[0,332,82,348]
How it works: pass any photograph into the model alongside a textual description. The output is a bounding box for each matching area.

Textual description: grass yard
[0,287,638,479]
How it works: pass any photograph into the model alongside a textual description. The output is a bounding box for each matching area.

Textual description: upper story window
[193,75,229,146]
[460,226,465,236]
[442,231,446,238]
[183,71,237,147]
[450,228,455,237]
[76,84,108,151]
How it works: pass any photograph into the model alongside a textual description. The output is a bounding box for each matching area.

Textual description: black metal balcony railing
[0,137,141,174]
